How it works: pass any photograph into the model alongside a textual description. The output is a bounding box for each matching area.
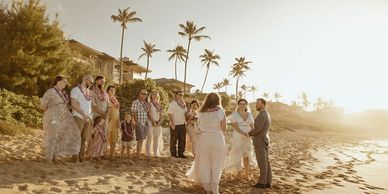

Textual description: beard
[97,84,102,89]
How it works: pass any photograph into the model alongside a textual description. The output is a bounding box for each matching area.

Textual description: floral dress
[41,88,81,161]
[185,110,200,155]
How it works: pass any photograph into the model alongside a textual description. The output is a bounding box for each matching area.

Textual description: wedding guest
[186,93,227,194]
[131,89,150,159]
[86,116,106,161]
[225,99,256,180]
[167,90,187,158]
[70,75,93,162]
[40,76,81,163]
[91,75,110,157]
[121,112,135,159]
[107,85,120,160]
[146,90,164,158]
[185,100,200,156]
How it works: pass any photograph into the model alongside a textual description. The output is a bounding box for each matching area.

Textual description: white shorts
[121,141,135,147]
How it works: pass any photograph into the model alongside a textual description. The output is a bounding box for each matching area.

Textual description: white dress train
[186,108,227,194]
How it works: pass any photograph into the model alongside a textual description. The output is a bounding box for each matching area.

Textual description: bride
[186,93,227,194]
[224,99,256,180]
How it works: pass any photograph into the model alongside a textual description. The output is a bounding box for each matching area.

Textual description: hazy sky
[9,0,388,112]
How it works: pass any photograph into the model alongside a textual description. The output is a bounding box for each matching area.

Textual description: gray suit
[248,110,272,185]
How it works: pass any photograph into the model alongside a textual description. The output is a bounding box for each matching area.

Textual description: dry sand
[0,128,387,194]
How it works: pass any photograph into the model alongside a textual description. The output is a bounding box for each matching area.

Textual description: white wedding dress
[225,112,257,172]
[186,108,227,194]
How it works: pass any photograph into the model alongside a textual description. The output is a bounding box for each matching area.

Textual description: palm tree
[290,101,299,112]
[221,78,231,93]
[250,86,258,101]
[299,92,310,111]
[237,90,244,99]
[178,21,210,92]
[138,40,160,79]
[229,57,251,102]
[111,7,142,83]
[314,97,324,111]
[241,84,248,97]
[167,45,187,80]
[273,92,282,102]
[199,49,220,92]
[263,92,270,100]
[213,82,223,92]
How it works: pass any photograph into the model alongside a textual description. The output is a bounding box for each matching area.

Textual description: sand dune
[0,129,387,194]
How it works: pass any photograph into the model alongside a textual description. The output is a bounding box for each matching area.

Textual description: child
[86,116,106,161]
[121,112,135,159]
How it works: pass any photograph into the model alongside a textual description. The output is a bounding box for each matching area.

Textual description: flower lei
[151,100,162,112]
[109,95,120,109]
[53,87,69,103]
[95,125,106,142]
[207,106,221,112]
[139,99,149,112]
[176,100,186,109]
[93,87,108,101]
[77,84,92,101]
[123,121,133,137]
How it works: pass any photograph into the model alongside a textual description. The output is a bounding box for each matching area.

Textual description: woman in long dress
[225,99,256,180]
[40,76,81,163]
[107,85,120,160]
[185,100,200,156]
[186,93,227,194]
[146,90,164,158]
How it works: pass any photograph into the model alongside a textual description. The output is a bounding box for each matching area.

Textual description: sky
[6,0,388,112]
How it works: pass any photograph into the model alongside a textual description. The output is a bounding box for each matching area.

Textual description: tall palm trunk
[145,56,149,79]
[235,77,239,103]
[200,66,210,93]
[174,57,178,80]
[253,91,256,101]
[183,39,192,93]
[225,85,228,93]
[119,26,125,83]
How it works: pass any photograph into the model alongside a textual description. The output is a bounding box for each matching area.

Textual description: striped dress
[86,126,106,157]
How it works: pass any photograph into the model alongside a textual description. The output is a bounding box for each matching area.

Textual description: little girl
[86,116,106,161]
[121,112,135,159]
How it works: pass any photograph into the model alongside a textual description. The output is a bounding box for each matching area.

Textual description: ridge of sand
[1,129,387,194]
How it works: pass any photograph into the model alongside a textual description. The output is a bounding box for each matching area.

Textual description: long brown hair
[51,75,66,88]
[199,93,222,112]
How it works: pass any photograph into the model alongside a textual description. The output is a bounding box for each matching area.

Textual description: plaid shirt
[131,99,149,127]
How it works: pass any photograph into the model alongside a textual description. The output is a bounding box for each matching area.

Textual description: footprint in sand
[18,184,28,191]
[50,187,62,193]
[64,179,78,186]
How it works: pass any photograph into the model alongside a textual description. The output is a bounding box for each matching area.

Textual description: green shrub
[0,89,42,132]
[115,79,170,126]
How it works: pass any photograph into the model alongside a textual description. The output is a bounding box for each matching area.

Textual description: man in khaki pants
[71,75,93,162]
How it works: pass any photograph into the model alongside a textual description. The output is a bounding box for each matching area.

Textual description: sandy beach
[0,128,387,194]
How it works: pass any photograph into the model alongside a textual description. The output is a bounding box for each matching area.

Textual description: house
[68,39,122,84]
[153,78,195,94]
[121,57,150,82]
[68,39,149,84]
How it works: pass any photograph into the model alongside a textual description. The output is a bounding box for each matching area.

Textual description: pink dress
[86,126,106,158]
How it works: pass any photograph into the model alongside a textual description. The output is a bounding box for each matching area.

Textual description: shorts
[121,140,135,147]
[135,123,147,141]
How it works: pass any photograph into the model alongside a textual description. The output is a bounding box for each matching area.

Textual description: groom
[248,98,272,189]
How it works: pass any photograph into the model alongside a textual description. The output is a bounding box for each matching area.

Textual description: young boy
[121,112,135,159]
